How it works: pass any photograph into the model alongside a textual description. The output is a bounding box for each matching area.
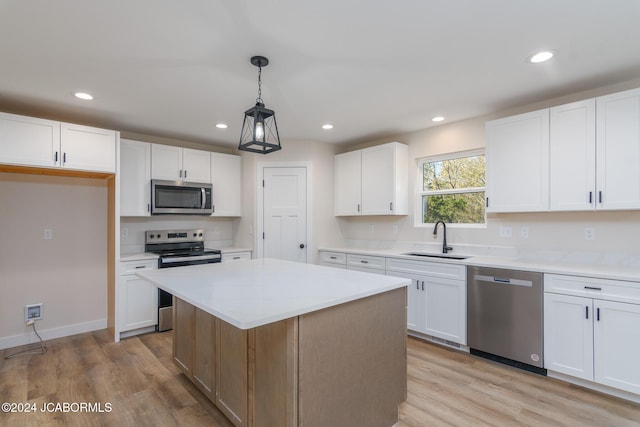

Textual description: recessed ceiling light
[528,50,557,64]
[432,116,445,122]
[74,92,94,100]
[322,124,334,130]
[216,123,228,129]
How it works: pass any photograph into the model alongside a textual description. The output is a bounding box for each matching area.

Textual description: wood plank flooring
[1,331,639,426]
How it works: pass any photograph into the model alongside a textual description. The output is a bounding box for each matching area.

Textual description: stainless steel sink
[402,252,469,260]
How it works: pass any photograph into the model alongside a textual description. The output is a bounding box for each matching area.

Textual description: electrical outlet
[44,229,53,240]
[499,226,512,238]
[25,303,43,322]
[584,227,595,240]
[520,227,529,238]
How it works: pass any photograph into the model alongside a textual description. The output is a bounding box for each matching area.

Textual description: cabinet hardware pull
[147,203,150,212]
[54,151,58,163]
[598,191,602,204]
[329,256,337,260]
[596,307,600,321]
[184,170,188,179]
[360,260,369,264]
[421,281,424,291]
[588,191,592,204]
[233,256,241,260]
[357,204,360,212]
[135,265,145,269]
[416,280,419,290]
[584,286,602,291]
[179,170,182,178]
[63,152,66,164]
[585,306,589,319]
[485,197,489,208]
[390,202,393,211]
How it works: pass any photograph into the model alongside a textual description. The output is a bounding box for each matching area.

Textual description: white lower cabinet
[118,259,158,336]
[318,251,347,269]
[346,253,386,275]
[386,258,466,345]
[221,251,252,262]
[544,274,640,395]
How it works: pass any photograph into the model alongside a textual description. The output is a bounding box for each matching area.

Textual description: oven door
[158,253,221,268]
[151,180,213,215]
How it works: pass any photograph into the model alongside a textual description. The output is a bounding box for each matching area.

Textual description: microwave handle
[201,188,206,209]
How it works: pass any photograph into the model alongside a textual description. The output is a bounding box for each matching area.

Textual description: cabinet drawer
[319,251,347,266]
[347,254,385,270]
[545,274,640,304]
[121,259,157,274]
[386,257,466,280]
[222,252,252,262]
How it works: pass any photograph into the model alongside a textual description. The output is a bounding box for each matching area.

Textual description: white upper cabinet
[151,144,211,183]
[61,123,117,173]
[485,109,550,212]
[211,152,242,216]
[0,112,60,168]
[549,99,596,211]
[335,142,408,216]
[334,150,362,215]
[596,87,640,210]
[120,139,151,216]
[0,112,116,173]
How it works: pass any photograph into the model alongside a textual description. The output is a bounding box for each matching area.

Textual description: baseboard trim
[0,318,107,350]
[547,371,640,404]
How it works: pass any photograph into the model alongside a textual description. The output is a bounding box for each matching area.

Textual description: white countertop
[320,247,640,283]
[137,258,410,330]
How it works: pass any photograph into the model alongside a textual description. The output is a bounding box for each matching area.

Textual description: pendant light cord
[256,65,263,104]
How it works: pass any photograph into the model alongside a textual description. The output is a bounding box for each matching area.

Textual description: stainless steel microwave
[151,180,213,215]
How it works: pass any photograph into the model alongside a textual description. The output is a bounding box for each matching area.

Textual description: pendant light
[238,56,281,154]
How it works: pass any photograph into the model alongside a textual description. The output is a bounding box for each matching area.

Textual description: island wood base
[172,287,407,427]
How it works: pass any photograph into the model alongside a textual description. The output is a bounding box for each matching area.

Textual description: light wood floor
[1,330,639,426]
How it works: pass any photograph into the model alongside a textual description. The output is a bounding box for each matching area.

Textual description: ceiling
[1,1,640,148]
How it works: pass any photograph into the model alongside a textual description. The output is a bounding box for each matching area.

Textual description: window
[418,150,485,225]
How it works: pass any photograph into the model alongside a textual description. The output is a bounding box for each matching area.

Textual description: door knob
[299,244,305,249]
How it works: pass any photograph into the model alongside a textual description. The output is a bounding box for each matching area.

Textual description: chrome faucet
[433,220,453,254]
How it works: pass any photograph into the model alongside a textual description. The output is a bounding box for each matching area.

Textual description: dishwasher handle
[473,274,533,287]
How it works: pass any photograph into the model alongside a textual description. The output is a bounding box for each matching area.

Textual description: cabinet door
[211,153,242,216]
[151,143,183,180]
[387,271,425,333]
[543,293,593,380]
[485,109,549,212]
[118,274,158,332]
[60,123,116,173]
[120,139,151,216]
[362,143,396,214]
[216,319,248,427]
[334,150,362,215]
[0,112,60,168]
[424,276,466,345]
[594,299,640,394]
[596,88,640,210]
[174,297,195,375]
[193,308,216,399]
[183,148,211,183]
[549,99,596,211]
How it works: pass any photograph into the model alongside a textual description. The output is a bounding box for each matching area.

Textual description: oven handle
[160,254,221,264]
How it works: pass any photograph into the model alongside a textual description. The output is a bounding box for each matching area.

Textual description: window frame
[415,148,487,228]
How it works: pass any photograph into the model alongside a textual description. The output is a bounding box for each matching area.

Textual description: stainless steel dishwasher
[467,266,546,374]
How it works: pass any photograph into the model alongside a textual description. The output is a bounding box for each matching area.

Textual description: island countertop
[137,258,410,330]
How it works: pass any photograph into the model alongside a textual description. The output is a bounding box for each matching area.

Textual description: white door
[263,167,307,263]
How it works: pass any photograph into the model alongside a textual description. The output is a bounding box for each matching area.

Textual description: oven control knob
[149,234,154,239]
[156,234,161,238]
[198,232,203,237]
[193,233,197,237]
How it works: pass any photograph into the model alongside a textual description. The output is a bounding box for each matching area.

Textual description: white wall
[0,172,108,349]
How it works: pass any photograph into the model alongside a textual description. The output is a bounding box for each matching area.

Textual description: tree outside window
[419,150,485,225]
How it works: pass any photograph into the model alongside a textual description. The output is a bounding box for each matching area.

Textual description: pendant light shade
[238,56,281,154]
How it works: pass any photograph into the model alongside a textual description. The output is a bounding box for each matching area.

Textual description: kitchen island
[137,258,409,427]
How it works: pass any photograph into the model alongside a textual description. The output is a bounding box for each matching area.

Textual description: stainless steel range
[145,229,221,331]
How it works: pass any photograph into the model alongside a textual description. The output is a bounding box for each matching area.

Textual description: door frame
[256,161,313,262]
